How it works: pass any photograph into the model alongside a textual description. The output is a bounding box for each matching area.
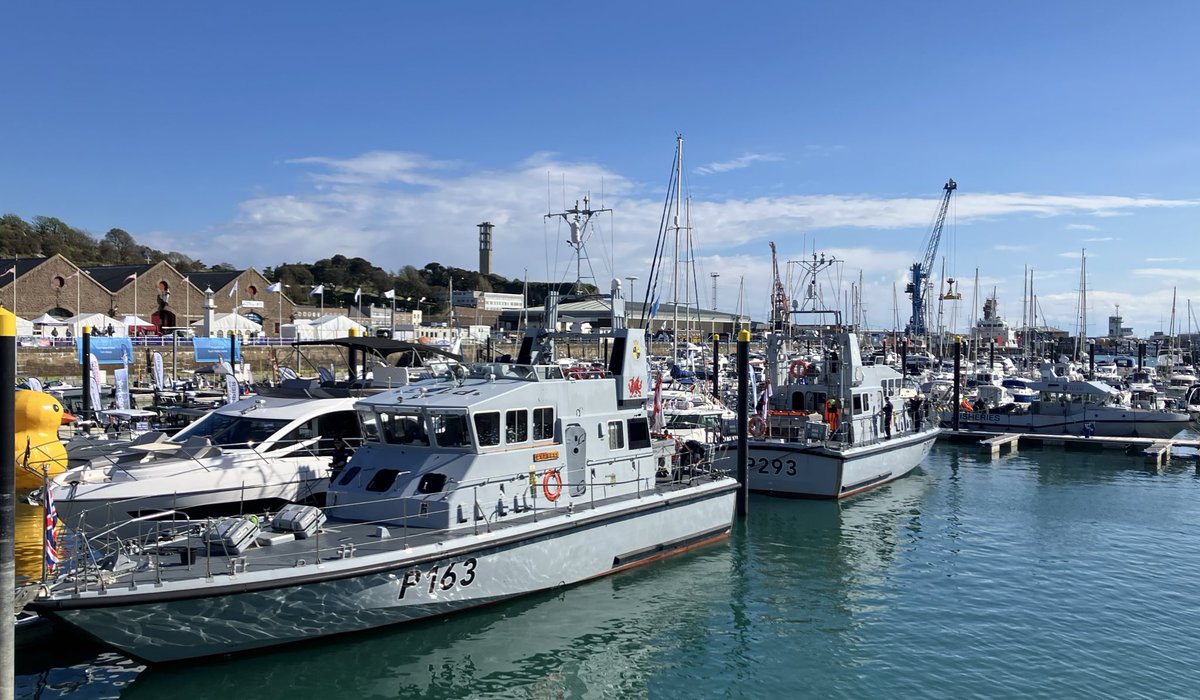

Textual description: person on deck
[882,398,894,439]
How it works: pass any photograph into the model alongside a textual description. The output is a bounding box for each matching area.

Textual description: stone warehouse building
[0,254,297,335]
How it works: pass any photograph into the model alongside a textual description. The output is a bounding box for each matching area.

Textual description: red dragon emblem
[627,376,644,397]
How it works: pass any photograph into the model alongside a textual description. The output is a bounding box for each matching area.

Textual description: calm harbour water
[17,431,1200,699]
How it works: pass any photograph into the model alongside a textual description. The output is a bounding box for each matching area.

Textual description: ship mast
[545,195,611,296]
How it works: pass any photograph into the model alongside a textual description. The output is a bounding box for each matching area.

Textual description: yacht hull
[946,409,1188,439]
[53,458,330,535]
[716,428,939,498]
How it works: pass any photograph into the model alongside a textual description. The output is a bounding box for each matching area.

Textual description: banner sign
[193,337,240,363]
[78,337,134,365]
[240,300,265,309]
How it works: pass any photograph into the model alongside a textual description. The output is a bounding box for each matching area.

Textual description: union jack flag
[45,485,59,572]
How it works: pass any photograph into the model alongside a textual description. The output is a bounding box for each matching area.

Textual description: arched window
[247,285,258,297]
[52,276,66,289]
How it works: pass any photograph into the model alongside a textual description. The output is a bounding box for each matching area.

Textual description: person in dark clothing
[330,438,353,481]
[882,398,894,439]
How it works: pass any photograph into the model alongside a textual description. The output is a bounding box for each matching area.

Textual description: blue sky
[4,2,1199,336]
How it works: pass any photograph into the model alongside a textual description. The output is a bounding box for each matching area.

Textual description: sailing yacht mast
[1081,250,1087,353]
[670,134,684,359]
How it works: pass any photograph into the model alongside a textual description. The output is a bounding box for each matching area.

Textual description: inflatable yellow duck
[13,389,74,491]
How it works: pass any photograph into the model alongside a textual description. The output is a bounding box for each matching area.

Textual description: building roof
[0,257,51,278]
[82,264,156,292]
[186,271,242,292]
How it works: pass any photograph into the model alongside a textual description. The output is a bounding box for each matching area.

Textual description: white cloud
[1082,236,1117,242]
[142,149,1200,334]
[1144,257,1185,263]
[1066,223,1098,231]
[694,152,783,176]
[1130,267,1200,281]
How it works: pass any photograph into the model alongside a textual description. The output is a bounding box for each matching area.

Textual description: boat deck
[54,472,730,594]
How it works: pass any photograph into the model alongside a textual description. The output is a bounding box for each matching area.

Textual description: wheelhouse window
[627,417,651,449]
[474,411,501,447]
[533,407,555,441]
[359,410,381,443]
[378,410,429,446]
[608,420,624,450]
[506,409,528,444]
[432,411,471,448]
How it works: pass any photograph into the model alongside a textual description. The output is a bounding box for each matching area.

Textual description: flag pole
[278,283,283,338]
[391,291,396,335]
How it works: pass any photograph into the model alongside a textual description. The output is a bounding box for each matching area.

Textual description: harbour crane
[905,178,957,337]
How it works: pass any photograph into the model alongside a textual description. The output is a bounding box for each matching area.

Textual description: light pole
[625,276,638,326]
[710,272,720,337]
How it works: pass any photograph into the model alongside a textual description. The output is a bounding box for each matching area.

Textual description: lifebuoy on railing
[748,415,767,438]
[542,469,563,501]
[789,359,810,379]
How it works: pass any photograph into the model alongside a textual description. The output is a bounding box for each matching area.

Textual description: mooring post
[81,325,92,423]
[712,333,721,401]
[953,336,962,432]
[736,329,750,518]
[1,308,17,696]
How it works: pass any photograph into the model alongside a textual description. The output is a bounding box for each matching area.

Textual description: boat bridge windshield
[172,413,291,447]
[359,408,472,449]
[467,363,565,381]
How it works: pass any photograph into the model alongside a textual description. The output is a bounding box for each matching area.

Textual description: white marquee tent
[192,312,264,337]
[65,313,128,337]
[284,314,369,340]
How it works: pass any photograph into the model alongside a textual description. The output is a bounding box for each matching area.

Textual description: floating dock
[942,429,1200,469]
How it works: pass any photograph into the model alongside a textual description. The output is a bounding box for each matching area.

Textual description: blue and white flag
[354,287,362,303]
[152,352,165,389]
[266,282,282,293]
[310,284,324,297]
[648,296,661,319]
[225,374,240,405]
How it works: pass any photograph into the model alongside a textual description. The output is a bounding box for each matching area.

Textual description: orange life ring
[542,469,563,501]
[960,399,974,412]
[789,359,809,379]
[748,415,767,438]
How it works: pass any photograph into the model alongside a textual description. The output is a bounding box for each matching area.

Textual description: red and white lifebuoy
[748,415,767,438]
[789,359,810,379]
[542,469,563,501]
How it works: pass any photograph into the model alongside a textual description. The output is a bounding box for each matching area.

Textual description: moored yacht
[947,362,1189,438]
[46,394,363,535]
